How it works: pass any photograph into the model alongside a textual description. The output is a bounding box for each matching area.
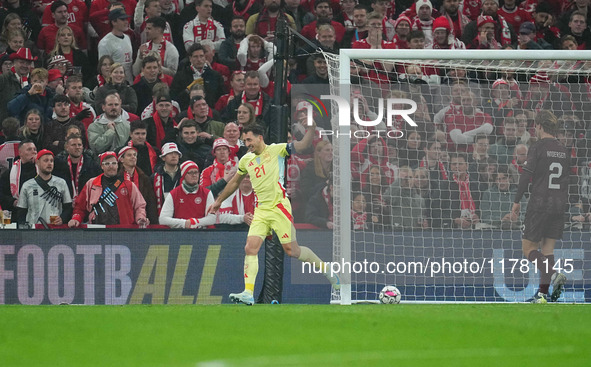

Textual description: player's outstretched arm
[293,120,316,155]
[206,172,246,215]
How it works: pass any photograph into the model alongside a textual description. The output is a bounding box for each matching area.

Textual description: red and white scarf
[124,169,140,188]
[68,155,84,200]
[507,79,522,100]
[242,91,263,116]
[232,190,255,215]
[341,13,353,29]
[412,18,433,31]
[497,15,512,47]
[97,74,106,87]
[154,173,164,212]
[192,18,217,41]
[453,174,475,214]
[9,159,22,199]
[152,111,176,150]
[207,159,236,185]
[11,67,28,88]
[147,40,167,65]
[352,210,368,230]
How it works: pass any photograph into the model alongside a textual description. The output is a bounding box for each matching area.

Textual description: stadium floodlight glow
[323,48,591,305]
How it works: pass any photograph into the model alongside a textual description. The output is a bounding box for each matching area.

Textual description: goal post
[320,49,591,304]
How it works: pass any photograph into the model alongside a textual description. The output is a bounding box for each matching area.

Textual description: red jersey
[69,101,96,132]
[462,0,482,21]
[214,92,235,112]
[211,62,231,91]
[231,191,255,215]
[41,0,88,30]
[169,184,210,220]
[37,23,87,53]
[498,6,534,31]
[90,0,137,39]
[352,39,396,85]
[444,109,492,152]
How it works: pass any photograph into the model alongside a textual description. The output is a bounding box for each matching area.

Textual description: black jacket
[0,160,37,211]
[132,77,160,115]
[431,177,485,228]
[305,186,332,229]
[218,35,244,71]
[144,115,179,148]
[177,138,214,172]
[170,64,225,111]
[54,151,101,199]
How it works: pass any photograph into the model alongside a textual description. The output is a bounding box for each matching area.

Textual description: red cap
[433,16,451,32]
[180,160,199,182]
[394,15,412,29]
[212,138,231,154]
[492,79,508,89]
[118,146,137,161]
[36,149,54,161]
[477,15,496,29]
[99,151,117,165]
[48,69,62,83]
[9,48,38,61]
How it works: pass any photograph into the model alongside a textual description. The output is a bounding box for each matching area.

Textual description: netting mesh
[320,51,591,303]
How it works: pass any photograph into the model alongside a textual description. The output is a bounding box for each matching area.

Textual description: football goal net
[317,49,591,304]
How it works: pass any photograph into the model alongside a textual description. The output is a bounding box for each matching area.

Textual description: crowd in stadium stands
[0,0,590,230]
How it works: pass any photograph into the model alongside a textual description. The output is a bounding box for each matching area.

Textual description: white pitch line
[196,345,577,367]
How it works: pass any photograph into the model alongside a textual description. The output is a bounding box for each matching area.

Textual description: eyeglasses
[102,162,118,166]
[185,171,200,176]
[369,24,383,28]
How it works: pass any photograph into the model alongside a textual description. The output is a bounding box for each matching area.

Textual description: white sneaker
[229,291,255,305]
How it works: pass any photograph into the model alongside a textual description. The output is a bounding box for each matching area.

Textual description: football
[379,285,401,304]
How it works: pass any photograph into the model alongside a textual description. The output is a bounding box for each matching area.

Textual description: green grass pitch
[1,304,589,366]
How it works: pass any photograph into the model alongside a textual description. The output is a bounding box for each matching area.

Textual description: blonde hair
[49,26,78,58]
[30,68,49,81]
[21,109,43,138]
[107,63,125,83]
[313,140,332,179]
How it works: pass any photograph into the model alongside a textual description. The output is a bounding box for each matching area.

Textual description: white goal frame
[332,49,591,305]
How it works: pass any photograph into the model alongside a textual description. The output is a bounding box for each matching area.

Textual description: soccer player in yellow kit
[207,123,339,305]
